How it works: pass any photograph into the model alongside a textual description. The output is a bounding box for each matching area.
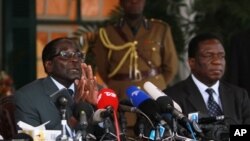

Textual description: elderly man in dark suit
[163,33,250,125]
[14,37,98,138]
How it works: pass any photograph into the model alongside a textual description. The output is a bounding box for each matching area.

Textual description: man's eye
[203,54,213,58]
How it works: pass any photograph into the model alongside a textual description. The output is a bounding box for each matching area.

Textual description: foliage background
[78,0,250,81]
[192,0,250,54]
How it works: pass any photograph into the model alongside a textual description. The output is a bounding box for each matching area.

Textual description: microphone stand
[75,111,88,141]
[119,111,127,141]
[154,124,162,141]
[56,97,69,141]
[81,111,88,141]
[163,118,195,141]
[138,120,145,139]
[100,107,117,141]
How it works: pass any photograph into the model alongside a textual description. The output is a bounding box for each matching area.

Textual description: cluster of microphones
[49,81,229,141]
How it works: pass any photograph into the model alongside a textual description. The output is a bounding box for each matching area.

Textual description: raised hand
[74,63,98,105]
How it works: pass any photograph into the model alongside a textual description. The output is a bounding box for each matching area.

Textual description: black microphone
[73,101,94,140]
[92,107,113,123]
[58,96,68,109]
[51,89,73,141]
[166,104,188,123]
[143,82,203,136]
[50,88,74,109]
[56,95,68,122]
[126,86,172,140]
[166,104,203,135]
[73,101,94,122]
[188,112,225,124]
[118,104,140,113]
[126,86,162,123]
[56,96,69,141]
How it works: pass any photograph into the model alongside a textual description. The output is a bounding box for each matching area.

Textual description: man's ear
[188,58,195,70]
[44,60,52,74]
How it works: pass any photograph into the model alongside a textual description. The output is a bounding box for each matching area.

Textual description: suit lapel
[219,83,234,118]
[185,76,209,113]
[42,77,59,97]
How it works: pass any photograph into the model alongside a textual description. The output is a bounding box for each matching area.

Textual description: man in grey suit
[14,37,98,137]
[163,33,250,125]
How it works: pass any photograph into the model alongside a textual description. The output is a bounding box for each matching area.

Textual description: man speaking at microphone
[163,33,250,126]
[14,37,99,139]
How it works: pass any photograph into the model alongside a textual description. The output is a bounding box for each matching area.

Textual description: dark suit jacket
[163,75,250,125]
[14,77,65,130]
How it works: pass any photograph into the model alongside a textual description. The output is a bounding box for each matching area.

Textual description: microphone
[97,88,118,111]
[51,89,74,141]
[56,96,69,141]
[188,112,225,124]
[143,82,188,123]
[73,101,94,122]
[79,110,88,128]
[118,104,140,113]
[96,88,121,141]
[92,108,113,123]
[50,88,74,109]
[73,101,94,140]
[126,86,171,139]
[143,81,182,112]
[126,86,162,123]
[143,81,190,123]
[143,81,203,136]
[58,96,68,109]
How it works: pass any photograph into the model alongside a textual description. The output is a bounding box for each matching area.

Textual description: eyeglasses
[52,51,85,62]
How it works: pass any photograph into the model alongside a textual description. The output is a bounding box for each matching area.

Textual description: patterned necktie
[206,88,223,116]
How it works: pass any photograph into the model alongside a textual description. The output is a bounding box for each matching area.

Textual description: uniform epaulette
[150,18,169,26]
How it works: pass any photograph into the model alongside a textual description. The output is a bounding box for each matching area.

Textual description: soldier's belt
[111,67,162,81]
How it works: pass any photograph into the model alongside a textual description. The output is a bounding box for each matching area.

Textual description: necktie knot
[206,88,214,96]
[67,89,74,96]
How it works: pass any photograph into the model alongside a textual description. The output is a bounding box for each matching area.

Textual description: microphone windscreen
[143,81,166,100]
[119,99,133,106]
[137,99,161,121]
[173,102,182,113]
[126,86,151,107]
[50,88,74,108]
[143,81,182,112]
[126,86,161,122]
[156,96,174,113]
[58,96,68,107]
[97,88,118,111]
[73,101,94,121]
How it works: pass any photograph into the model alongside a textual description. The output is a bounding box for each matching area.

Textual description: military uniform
[94,17,178,100]
[94,17,178,138]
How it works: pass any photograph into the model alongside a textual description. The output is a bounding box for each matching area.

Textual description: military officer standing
[93,0,178,138]
[94,0,178,100]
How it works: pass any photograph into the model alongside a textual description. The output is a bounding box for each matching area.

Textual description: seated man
[14,37,98,140]
[164,33,250,140]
